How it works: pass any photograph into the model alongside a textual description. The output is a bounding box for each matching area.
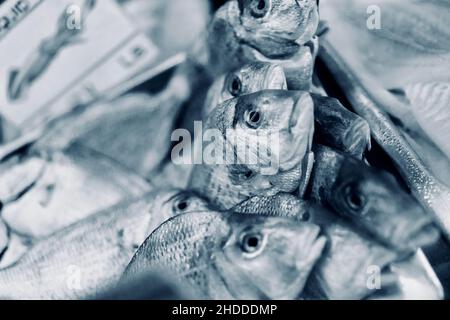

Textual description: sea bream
[0,189,209,299]
[203,62,371,158]
[198,0,319,86]
[123,210,326,299]
[232,192,441,300]
[189,90,315,210]
[308,145,440,252]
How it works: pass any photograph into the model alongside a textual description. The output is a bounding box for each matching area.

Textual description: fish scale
[125,212,228,298]
[0,192,176,300]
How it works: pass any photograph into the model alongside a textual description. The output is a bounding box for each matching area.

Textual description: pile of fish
[0,0,449,300]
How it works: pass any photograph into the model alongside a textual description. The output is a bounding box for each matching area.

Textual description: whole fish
[189,90,315,209]
[204,62,371,158]
[318,38,450,242]
[123,210,326,299]
[0,144,150,240]
[309,145,440,252]
[0,189,209,299]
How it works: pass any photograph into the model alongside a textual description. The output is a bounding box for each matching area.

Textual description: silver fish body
[124,210,326,299]
[0,144,150,240]
[0,189,209,299]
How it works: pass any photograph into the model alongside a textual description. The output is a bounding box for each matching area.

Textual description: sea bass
[123,210,326,299]
[308,145,440,252]
[0,189,209,299]
[189,90,315,209]
[204,62,371,158]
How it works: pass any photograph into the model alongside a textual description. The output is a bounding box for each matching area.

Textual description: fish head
[237,0,319,48]
[329,157,440,252]
[205,62,287,118]
[211,89,314,174]
[146,189,211,233]
[213,213,326,299]
[306,204,399,300]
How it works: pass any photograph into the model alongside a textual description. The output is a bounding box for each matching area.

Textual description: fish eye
[172,195,190,213]
[300,211,310,222]
[240,231,264,254]
[227,74,242,97]
[249,0,270,18]
[244,108,262,129]
[344,184,366,212]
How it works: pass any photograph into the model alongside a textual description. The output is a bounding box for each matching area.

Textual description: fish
[204,62,371,158]
[0,144,150,240]
[304,204,402,300]
[189,90,315,209]
[202,62,287,119]
[308,145,440,252]
[232,193,442,299]
[319,0,450,89]
[203,0,319,84]
[320,0,450,179]
[0,189,209,299]
[172,0,320,135]
[318,38,450,242]
[123,210,326,299]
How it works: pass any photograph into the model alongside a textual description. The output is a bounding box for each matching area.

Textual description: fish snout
[294,223,326,270]
[402,212,440,251]
[263,64,287,90]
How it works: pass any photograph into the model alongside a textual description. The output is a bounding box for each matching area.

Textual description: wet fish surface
[124,210,326,299]
[189,90,315,209]
[0,144,150,240]
[0,189,209,299]
[308,145,440,252]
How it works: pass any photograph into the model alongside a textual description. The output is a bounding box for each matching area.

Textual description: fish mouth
[295,6,320,45]
[278,93,314,171]
[263,65,287,90]
[296,225,327,271]
[401,219,440,251]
